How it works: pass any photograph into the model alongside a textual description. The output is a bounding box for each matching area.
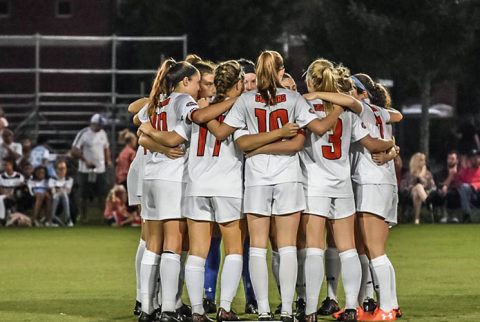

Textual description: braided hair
[212,60,244,104]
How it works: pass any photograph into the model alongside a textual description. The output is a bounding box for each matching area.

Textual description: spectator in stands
[401,152,436,224]
[0,129,22,170]
[104,184,140,226]
[455,149,480,223]
[0,157,25,224]
[115,129,137,186]
[49,160,74,227]
[19,138,33,166]
[28,166,53,227]
[70,113,112,220]
[433,151,461,223]
[0,117,8,145]
[30,136,56,177]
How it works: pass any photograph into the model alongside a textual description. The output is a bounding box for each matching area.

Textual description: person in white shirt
[70,113,112,219]
[27,166,52,227]
[0,129,22,171]
[49,160,74,226]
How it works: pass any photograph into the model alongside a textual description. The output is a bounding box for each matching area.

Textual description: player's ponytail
[256,50,284,105]
[374,83,392,108]
[336,64,354,93]
[148,59,198,117]
[306,58,339,116]
[212,60,244,104]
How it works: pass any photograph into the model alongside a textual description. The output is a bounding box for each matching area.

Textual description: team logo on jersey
[186,101,198,107]
[313,103,325,112]
[361,122,367,129]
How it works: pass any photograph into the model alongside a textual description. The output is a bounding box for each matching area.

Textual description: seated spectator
[0,157,25,217]
[18,137,32,167]
[0,129,22,171]
[401,152,436,224]
[49,160,74,227]
[432,151,461,223]
[455,149,480,223]
[104,185,140,226]
[115,129,137,186]
[27,166,53,227]
[0,117,8,145]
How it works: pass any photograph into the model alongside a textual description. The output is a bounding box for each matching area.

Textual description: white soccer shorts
[184,196,243,223]
[244,182,305,216]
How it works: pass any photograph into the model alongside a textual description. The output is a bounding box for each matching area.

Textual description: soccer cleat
[279,312,295,322]
[245,300,258,314]
[361,308,396,321]
[258,312,274,321]
[274,303,282,314]
[177,303,192,322]
[295,298,306,322]
[317,297,340,315]
[335,308,357,322]
[203,298,217,314]
[192,313,214,322]
[393,308,402,318]
[134,301,142,316]
[139,311,158,322]
[362,298,377,313]
[216,307,240,322]
[160,311,182,322]
[304,312,317,322]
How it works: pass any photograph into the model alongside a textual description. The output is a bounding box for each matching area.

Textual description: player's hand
[197,98,209,109]
[372,151,388,165]
[138,122,153,136]
[165,147,185,159]
[280,123,299,138]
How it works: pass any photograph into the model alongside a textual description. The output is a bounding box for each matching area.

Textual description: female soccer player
[135,59,200,322]
[350,73,402,321]
[205,51,353,322]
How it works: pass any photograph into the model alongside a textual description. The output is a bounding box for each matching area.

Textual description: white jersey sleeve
[351,113,370,143]
[294,95,318,128]
[223,95,247,129]
[137,104,150,124]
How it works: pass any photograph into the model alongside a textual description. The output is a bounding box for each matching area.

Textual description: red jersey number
[255,108,289,132]
[374,114,385,139]
[151,112,168,131]
[322,119,342,160]
[197,115,224,157]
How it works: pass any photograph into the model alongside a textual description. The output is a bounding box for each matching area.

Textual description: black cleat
[336,309,357,322]
[139,311,158,322]
[203,298,217,314]
[216,307,240,322]
[304,312,317,322]
[134,301,142,316]
[394,307,402,318]
[192,313,214,322]
[258,312,274,321]
[177,303,193,322]
[160,311,182,322]
[295,298,306,322]
[279,312,294,322]
[274,303,282,315]
[362,298,377,313]
[244,300,258,314]
[317,297,340,316]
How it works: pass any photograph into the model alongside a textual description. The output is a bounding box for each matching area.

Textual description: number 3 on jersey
[322,119,342,160]
[255,108,289,132]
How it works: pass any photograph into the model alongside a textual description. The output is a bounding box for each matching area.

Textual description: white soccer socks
[220,254,243,312]
[296,248,307,301]
[370,254,395,312]
[358,254,374,304]
[249,247,270,314]
[339,249,362,310]
[136,239,146,303]
[325,247,341,301]
[304,248,325,315]
[271,250,281,294]
[185,255,206,315]
[279,246,298,314]
[140,250,160,314]
[160,252,181,312]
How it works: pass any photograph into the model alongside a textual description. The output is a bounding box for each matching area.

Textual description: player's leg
[242,234,257,314]
[269,218,281,314]
[355,215,376,313]
[204,225,222,313]
[295,223,307,319]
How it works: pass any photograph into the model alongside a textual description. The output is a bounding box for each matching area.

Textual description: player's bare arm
[190,98,237,124]
[206,119,236,141]
[306,105,344,136]
[360,135,395,153]
[372,145,400,165]
[138,134,184,159]
[387,108,403,123]
[70,146,94,168]
[303,92,363,114]
[235,123,299,152]
[128,97,149,114]
[245,132,305,158]
[137,122,185,147]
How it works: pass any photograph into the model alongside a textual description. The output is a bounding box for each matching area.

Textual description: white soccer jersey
[300,99,369,197]
[350,102,396,185]
[138,93,197,182]
[186,107,246,198]
[223,88,317,187]
[48,176,74,193]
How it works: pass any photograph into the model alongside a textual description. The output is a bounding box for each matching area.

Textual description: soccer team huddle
[127,50,403,322]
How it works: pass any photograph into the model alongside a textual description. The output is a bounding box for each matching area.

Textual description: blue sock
[242,237,256,303]
[204,236,222,301]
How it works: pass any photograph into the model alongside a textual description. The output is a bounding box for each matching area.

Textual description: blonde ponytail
[256,50,284,105]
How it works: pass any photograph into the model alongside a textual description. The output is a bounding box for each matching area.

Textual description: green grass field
[0,225,479,322]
